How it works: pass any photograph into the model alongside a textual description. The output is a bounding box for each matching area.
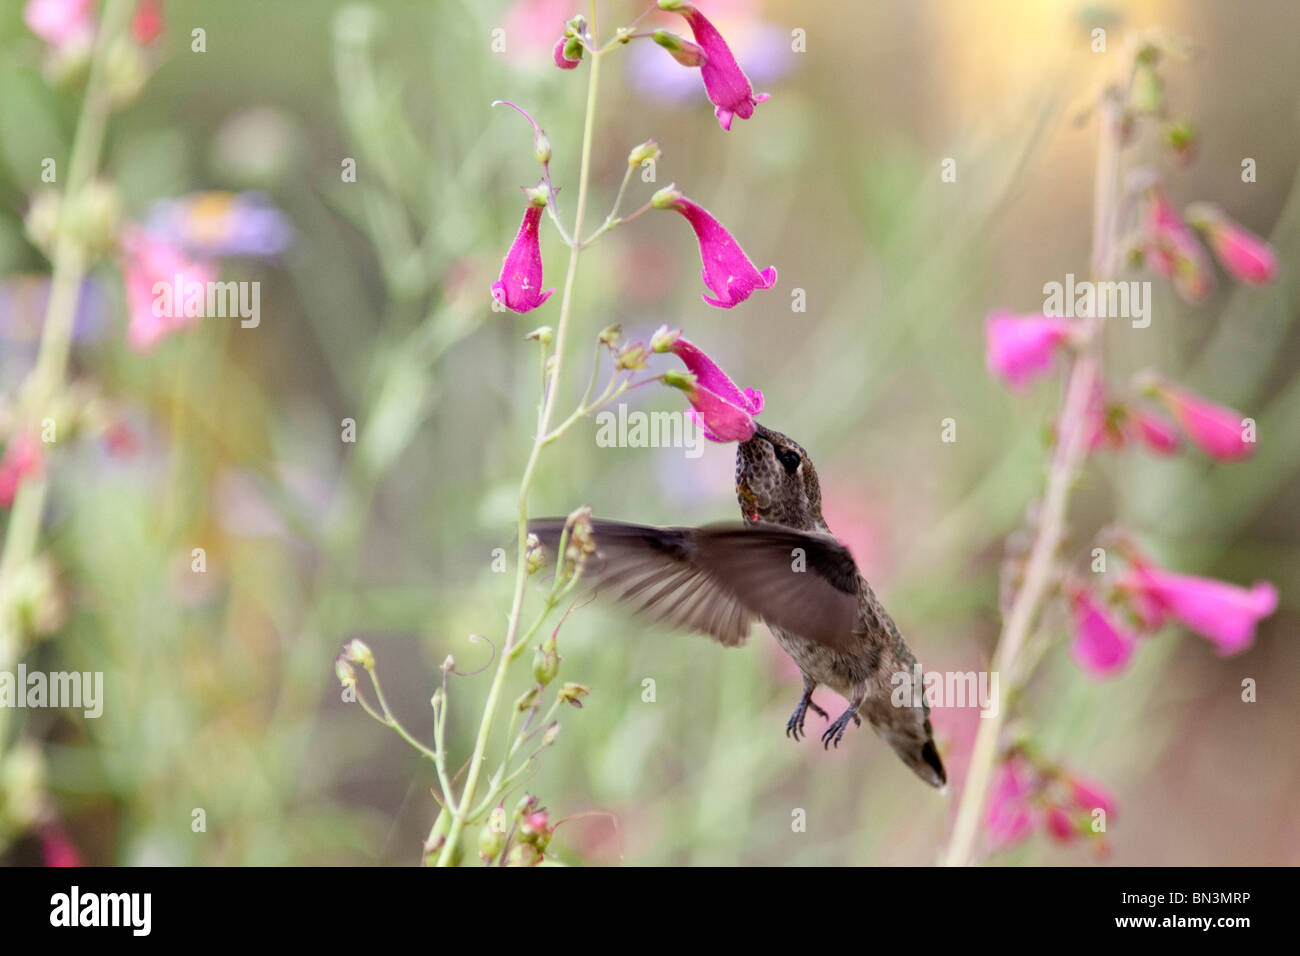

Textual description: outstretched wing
[529,518,861,651]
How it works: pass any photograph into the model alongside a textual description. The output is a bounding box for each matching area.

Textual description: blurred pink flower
[1121,562,1277,655]
[1153,382,1254,461]
[0,432,44,508]
[1144,187,1214,303]
[986,756,1035,849]
[23,0,95,50]
[652,189,775,308]
[1069,588,1138,678]
[1131,405,1179,454]
[1068,776,1117,817]
[502,0,572,65]
[657,329,763,441]
[1187,203,1278,285]
[40,825,83,867]
[984,311,1072,390]
[130,0,164,46]
[120,227,218,353]
[657,2,770,129]
[1044,805,1077,843]
[491,196,554,313]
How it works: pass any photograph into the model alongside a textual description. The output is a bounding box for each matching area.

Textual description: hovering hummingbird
[531,422,947,788]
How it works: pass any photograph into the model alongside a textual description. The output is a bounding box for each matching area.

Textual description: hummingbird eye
[775,447,800,474]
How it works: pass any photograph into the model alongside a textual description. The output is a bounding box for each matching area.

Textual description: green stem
[433,7,603,866]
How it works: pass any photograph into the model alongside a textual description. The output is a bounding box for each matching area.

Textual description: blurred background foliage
[0,0,1297,865]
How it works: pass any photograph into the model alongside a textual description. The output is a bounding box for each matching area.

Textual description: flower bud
[440,654,455,674]
[661,368,699,393]
[343,638,374,670]
[598,324,622,348]
[541,721,561,747]
[652,29,706,67]
[335,657,357,689]
[506,842,541,867]
[24,191,61,259]
[649,324,681,353]
[533,130,552,164]
[525,534,546,575]
[627,139,662,168]
[1131,64,1164,115]
[478,819,506,862]
[514,792,539,821]
[518,809,550,844]
[515,684,541,712]
[1163,120,1198,165]
[525,326,554,346]
[553,37,582,69]
[650,184,684,209]
[558,682,590,708]
[533,633,560,686]
[616,341,650,371]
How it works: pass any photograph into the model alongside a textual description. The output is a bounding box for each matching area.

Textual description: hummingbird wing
[529,518,860,652]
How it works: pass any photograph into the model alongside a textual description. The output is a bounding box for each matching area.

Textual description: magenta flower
[1186,203,1278,285]
[985,756,1035,849]
[655,327,763,441]
[120,227,218,353]
[1068,776,1117,817]
[1121,562,1278,655]
[1069,588,1138,678]
[984,312,1073,390]
[658,1,770,130]
[652,187,775,308]
[553,37,581,69]
[24,0,95,50]
[1131,405,1179,455]
[1044,805,1077,844]
[40,825,83,867]
[0,431,44,508]
[1144,187,1214,303]
[491,191,554,314]
[1152,381,1254,461]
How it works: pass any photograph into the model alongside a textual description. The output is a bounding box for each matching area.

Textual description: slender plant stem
[940,90,1123,867]
[433,5,603,866]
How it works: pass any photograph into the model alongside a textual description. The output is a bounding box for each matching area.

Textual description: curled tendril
[448,633,497,677]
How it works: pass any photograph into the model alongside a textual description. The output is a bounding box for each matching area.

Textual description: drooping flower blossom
[491,189,554,313]
[145,192,293,259]
[1080,389,1181,457]
[23,0,95,51]
[0,432,44,508]
[986,755,1036,849]
[120,226,218,353]
[654,326,763,441]
[1131,405,1180,454]
[651,186,775,308]
[657,1,770,130]
[130,0,164,46]
[1186,203,1278,285]
[1120,561,1278,655]
[1143,187,1214,303]
[1151,381,1254,461]
[1069,587,1139,678]
[984,312,1073,390]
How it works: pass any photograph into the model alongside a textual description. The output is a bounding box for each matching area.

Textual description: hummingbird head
[735,423,827,532]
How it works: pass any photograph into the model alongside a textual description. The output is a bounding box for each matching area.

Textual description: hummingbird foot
[785,691,829,741]
[820,701,863,750]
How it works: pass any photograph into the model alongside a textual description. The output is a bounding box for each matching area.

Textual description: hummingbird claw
[785,691,829,742]
[820,703,860,750]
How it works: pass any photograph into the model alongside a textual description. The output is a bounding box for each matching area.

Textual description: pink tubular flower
[655,327,763,442]
[23,0,95,49]
[1186,203,1278,285]
[1044,805,1077,844]
[1144,187,1214,303]
[1068,776,1117,817]
[40,825,83,867]
[651,187,775,308]
[1069,588,1139,678]
[984,312,1073,390]
[120,227,218,353]
[0,432,44,508]
[1131,405,1179,454]
[658,1,769,130]
[1152,381,1254,461]
[986,756,1035,849]
[491,192,554,314]
[1121,562,1278,655]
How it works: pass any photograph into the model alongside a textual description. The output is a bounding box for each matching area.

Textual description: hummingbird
[530,422,946,788]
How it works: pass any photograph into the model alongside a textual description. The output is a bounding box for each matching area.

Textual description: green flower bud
[478,819,506,862]
[343,638,374,670]
[649,324,681,353]
[506,842,540,867]
[661,369,698,393]
[523,184,549,207]
[650,184,684,210]
[616,342,650,371]
[558,682,590,708]
[627,140,661,168]
[598,324,622,348]
[525,326,554,346]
